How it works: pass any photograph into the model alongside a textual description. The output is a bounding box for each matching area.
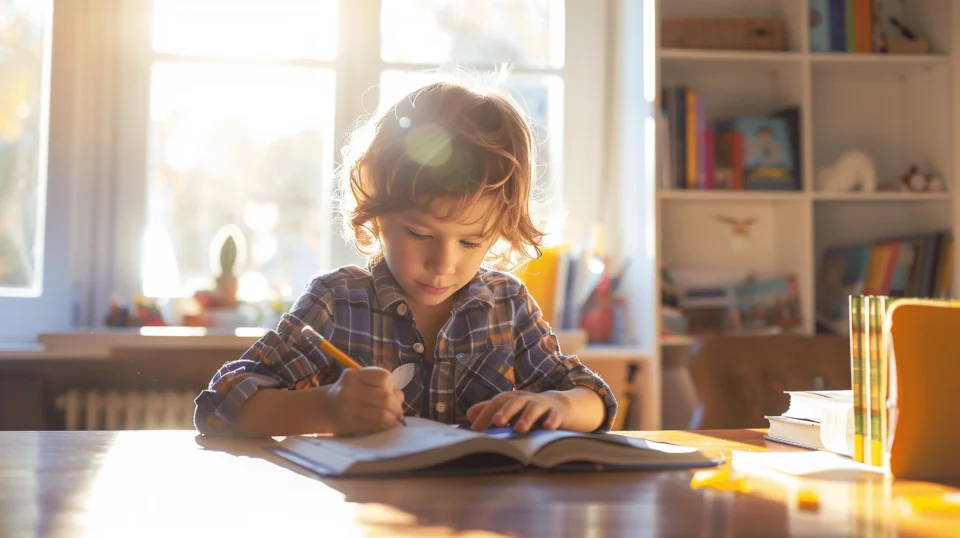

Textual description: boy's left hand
[466,391,569,433]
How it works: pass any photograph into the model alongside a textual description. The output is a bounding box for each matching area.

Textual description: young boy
[194,80,618,437]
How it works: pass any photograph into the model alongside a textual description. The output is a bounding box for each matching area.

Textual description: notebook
[270,417,722,477]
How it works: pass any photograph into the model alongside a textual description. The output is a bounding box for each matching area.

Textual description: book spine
[849,295,866,463]
[856,0,872,53]
[685,89,698,189]
[829,0,847,52]
[869,296,883,466]
[671,87,686,189]
[810,0,830,52]
[846,0,857,52]
[863,296,873,465]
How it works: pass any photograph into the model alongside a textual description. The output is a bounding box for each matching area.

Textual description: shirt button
[397,303,408,316]
[435,402,447,413]
[413,343,425,354]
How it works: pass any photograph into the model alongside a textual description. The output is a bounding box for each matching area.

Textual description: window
[0,0,52,297]
[1,0,609,337]
[138,0,591,311]
[144,1,339,301]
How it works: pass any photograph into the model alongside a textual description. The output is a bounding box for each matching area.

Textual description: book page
[309,417,482,462]
[488,428,710,468]
[820,401,855,456]
[274,418,532,476]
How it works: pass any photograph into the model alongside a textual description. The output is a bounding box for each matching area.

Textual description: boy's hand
[466,391,569,433]
[323,367,405,436]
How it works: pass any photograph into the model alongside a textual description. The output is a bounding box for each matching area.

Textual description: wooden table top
[2,429,958,538]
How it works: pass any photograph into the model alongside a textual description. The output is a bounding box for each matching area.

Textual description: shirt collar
[367,258,496,312]
[454,268,496,311]
[368,257,406,310]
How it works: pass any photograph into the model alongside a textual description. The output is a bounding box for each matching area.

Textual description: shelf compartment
[660,200,814,331]
[811,66,952,195]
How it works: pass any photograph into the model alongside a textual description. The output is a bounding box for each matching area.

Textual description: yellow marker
[797,489,821,512]
[690,469,749,493]
[897,494,960,516]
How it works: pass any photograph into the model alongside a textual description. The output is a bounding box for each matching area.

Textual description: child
[194,79,618,437]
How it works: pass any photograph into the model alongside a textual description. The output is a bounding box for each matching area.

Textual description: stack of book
[765,390,854,457]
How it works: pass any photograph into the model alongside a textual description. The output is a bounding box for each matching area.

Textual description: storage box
[662,18,786,51]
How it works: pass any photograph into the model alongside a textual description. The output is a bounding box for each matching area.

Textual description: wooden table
[2,429,958,537]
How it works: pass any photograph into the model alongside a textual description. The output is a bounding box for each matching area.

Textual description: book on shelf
[816,230,953,334]
[765,390,854,457]
[269,417,722,478]
[659,86,800,192]
[809,0,911,54]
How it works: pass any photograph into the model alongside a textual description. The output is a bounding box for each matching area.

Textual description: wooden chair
[687,334,850,430]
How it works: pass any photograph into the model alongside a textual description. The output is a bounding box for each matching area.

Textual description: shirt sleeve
[511,286,619,433]
[193,278,343,435]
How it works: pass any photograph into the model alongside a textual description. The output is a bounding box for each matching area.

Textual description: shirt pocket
[454,346,516,418]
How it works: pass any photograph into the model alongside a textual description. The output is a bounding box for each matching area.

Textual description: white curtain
[59,0,153,327]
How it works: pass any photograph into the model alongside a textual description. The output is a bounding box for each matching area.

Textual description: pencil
[300,325,407,426]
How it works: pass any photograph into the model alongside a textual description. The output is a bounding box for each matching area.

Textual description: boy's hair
[336,76,545,270]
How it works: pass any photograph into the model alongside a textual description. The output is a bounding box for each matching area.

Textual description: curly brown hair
[336,79,545,270]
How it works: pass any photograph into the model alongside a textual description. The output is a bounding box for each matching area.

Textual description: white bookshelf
[653,0,960,346]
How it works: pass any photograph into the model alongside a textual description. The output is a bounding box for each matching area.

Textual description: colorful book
[868,296,883,466]
[849,295,866,463]
[685,89,698,189]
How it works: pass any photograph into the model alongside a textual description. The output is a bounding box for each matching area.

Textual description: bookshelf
[653,0,959,346]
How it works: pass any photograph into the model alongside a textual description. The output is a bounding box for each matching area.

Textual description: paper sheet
[732,450,883,480]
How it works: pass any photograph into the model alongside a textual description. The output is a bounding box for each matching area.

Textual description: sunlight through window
[152,0,338,60]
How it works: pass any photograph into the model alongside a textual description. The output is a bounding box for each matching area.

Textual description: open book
[270,417,722,477]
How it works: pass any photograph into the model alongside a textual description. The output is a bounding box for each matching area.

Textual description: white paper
[732,450,883,479]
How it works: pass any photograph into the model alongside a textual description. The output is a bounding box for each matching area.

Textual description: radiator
[55,389,197,431]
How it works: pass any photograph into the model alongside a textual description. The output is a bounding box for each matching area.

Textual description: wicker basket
[662,18,786,51]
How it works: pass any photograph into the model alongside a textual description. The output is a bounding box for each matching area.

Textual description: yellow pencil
[300,325,407,426]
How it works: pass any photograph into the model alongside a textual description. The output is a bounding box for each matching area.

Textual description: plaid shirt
[194,260,618,435]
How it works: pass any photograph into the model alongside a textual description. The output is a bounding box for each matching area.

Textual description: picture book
[270,417,722,478]
[714,116,798,191]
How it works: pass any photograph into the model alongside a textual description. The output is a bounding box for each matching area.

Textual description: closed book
[765,390,854,457]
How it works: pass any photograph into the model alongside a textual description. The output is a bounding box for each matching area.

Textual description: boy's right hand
[323,366,405,436]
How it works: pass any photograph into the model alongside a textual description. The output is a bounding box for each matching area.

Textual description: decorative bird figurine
[715,215,757,238]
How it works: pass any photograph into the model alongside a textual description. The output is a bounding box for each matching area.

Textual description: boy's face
[378,196,496,310]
